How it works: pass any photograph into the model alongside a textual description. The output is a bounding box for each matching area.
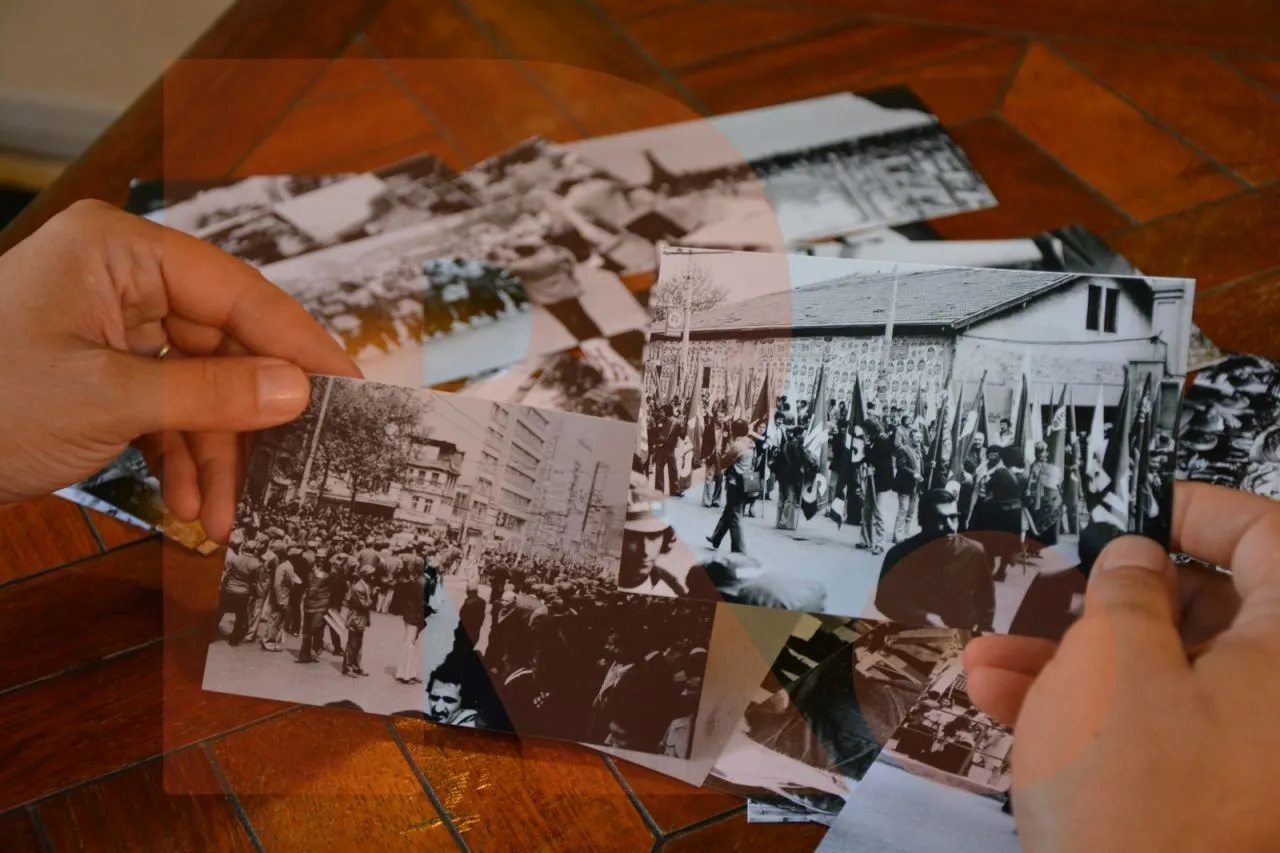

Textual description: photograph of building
[635,249,1194,622]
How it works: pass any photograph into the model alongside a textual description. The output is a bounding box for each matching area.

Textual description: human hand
[0,200,361,542]
[963,483,1275,852]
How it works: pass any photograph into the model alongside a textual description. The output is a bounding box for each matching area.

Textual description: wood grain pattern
[623,2,861,70]
[211,709,457,849]
[661,809,829,851]
[930,117,1131,239]
[680,22,999,114]
[1107,185,1280,290]
[0,541,161,690]
[1058,41,1280,185]
[37,750,256,853]
[610,757,742,834]
[0,496,100,585]
[393,718,655,850]
[3,0,1280,849]
[1195,269,1280,359]
[1003,44,1242,221]
[0,809,44,853]
[233,76,445,175]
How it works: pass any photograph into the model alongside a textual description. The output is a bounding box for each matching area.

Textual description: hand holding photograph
[202,375,716,756]
[630,248,1194,636]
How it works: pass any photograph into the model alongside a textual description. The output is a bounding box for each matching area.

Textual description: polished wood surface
[2,1,1278,849]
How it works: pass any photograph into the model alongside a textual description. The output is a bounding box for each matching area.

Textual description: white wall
[0,0,236,159]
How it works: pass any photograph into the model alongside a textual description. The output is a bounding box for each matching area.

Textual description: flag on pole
[804,363,830,470]
[912,383,926,426]
[923,392,951,490]
[950,371,986,479]
[1087,371,1132,516]
[1131,373,1156,531]
[752,366,771,426]
[1043,385,1068,491]
[1027,384,1044,465]
[1012,365,1030,456]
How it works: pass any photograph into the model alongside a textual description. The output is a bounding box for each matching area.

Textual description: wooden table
[2,1,1278,850]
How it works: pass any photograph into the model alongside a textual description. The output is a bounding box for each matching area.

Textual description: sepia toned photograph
[127,174,354,229]
[709,618,967,824]
[632,249,1194,630]
[202,375,715,755]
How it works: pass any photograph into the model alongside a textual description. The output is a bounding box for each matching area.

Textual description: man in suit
[893,428,925,543]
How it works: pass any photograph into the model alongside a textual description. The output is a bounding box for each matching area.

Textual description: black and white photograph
[708,618,967,825]
[455,330,648,423]
[127,174,354,229]
[256,192,651,389]
[795,222,1225,371]
[202,375,716,755]
[563,88,996,260]
[1178,353,1280,500]
[631,248,1194,629]
[814,653,1019,850]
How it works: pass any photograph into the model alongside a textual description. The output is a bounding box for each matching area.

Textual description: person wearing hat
[218,537,258,646]
[341,563,376,677]
[261,540,301,652]
[1027,439,1063,549]
[297,547,334,664]
[618,491,686,597]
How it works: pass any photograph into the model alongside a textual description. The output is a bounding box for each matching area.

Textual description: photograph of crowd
[127,174,354,230]
[256,192,650,386]
[1179,354,1280,501]
[562,88,996,261]
[708,618,967,824]
[202,375,715,755]
[630,249,1194,630]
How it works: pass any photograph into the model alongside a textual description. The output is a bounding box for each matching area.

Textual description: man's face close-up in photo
[620,530,664,586]
[929,500,961,539]
[427,680,464,722]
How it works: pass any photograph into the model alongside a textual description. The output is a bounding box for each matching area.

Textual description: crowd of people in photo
[213,498,713,755]
[637,374,1167,638]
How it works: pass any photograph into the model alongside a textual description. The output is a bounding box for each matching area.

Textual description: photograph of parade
[562,89,995,260]
[708,617,967,824]
[202,375,715,756]
[631,249,1195,629]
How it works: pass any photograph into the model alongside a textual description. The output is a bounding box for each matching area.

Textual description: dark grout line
[27,804,55,853]
[448,0,593,138]
[1103,180,1263,237]
[202,743,267,853]
[993,112,1140,227]
[667,14,869,76]
[224,60,340,179]
[357,36,477,167]
[290,80,391,111]
[1195,264,1280,300]
[994,39,1032,114]
[658,802,747,845]
[0,633,169,702]
[1047,44,1253,191]
[601,755,664,841]
[386,720,472,852]
[1210,52,1280,105]
[606,0,690,25]
[575,0,712,115]
[75,504,109,553]
[0,534,158,593]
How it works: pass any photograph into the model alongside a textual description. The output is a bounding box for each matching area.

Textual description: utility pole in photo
[296,375,334,512]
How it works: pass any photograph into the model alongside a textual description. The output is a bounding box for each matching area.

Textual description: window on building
[702,365,711,386]
[477,477,492,496]
[422,498,434,515]
[482,451,499,467]
[1086,282,1120,334]
[515,421,545,448]
[454,492,468,510]
[1103,288,1119,334]
[1086,283,1102,331]
[501,488,531,510]
[473,502,487,521]
[430,472,440,484]
[510,444,538,469]
[530,409,550,428]
[504,464,536,490]
[486,425,504,447]
[490,403,509,426]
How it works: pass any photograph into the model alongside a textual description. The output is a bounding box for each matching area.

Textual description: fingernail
[1098,535,1167,572]
[255,362,308,415]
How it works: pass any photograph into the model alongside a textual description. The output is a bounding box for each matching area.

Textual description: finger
[190,432,240,544]
[963,635,1057,677]
[1081,534,1188,675]
[964,666,1036,728]
[1177,562,1242,648]
[160,430,201,522]
[94,205,361,379]
[107,350,314,437]
[1172,482,1280,607]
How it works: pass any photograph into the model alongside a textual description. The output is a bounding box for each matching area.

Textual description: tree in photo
[649,258,729,325]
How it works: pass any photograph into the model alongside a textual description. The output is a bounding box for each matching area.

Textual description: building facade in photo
[644,267,1193,438]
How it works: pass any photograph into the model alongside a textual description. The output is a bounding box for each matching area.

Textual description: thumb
[1080,533,1188,675]
[110,350,314,435]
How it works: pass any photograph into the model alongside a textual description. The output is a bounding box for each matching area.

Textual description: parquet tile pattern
[2,1,1278,849]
